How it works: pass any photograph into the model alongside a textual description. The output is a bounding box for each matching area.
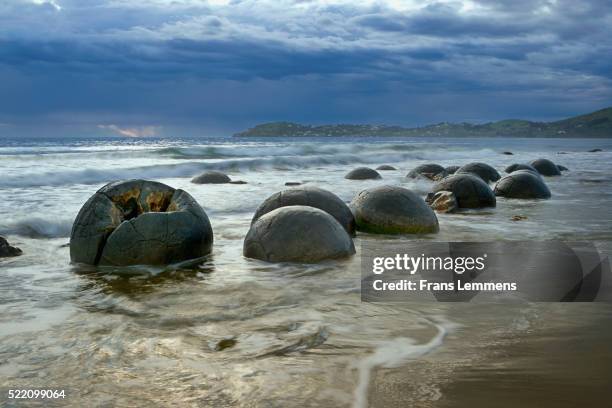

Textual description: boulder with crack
[70,179,213,266]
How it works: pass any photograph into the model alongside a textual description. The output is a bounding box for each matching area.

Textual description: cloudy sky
[0,0,611,137]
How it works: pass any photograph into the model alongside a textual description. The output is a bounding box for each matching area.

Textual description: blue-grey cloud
[0,0,611,137]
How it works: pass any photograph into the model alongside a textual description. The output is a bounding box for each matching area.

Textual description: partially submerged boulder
[251,186,356,235]
[350,185,439,234]
[70,180,213,266]
[430,174,496,209]
[192,171,231,184]
[376,165,397,171]
[345,167,381,180]
[406,164,446,180]
[505,163,539,174]
[529,159,561,176]
[494,170,551,199]
[243,206,355,263]
[557,165,569,171]
[445,165,460,175]
[456,162,501,183]
[428,191,458,213]
[0,236,22,258]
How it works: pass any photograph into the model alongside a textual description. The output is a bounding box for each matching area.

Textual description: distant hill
[233,107,612,138]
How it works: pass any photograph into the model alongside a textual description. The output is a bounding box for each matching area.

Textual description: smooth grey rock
[430,174,496,209]
[70,180,213,266]
[588,148,602,152]
[191,171,231,184]
[445,165,460,175]
[350,185,439,234]
[557,165,569,171]
[502,151,514,155]
[456,162,501,183]
[251,186,355,235]
[529,159,561,176]
[0,236,22,258]
[285,182,302,186]
[229,180,247,184]
[494,170,551,199]
[429,191,458,213]
[243,206,355,263]
[376,165,397,171]
[406,164,447,180]
[345,167,381,180]
[505,163,538,174]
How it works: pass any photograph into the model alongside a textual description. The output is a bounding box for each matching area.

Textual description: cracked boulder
[430,174,496,209]
[455,162,501,183]
[70,179,213,266]
[494,170,551,199]
[251,186,356,235]
[243,206,355,263]
[350,185,439,234]
[529,158,561,176]
[406,163,447,180]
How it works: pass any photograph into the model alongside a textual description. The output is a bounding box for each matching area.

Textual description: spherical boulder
[192,171,231,184]
[243,206,355,263]
[376,165,397,171]
[251,186,356,235]
[529,159,561,176]
[430,174,496,209]
[406,164,446,180]
[350,185,439,234]
[455,162,500,183]
[494,170,551,199]
[445,165,460,175]
[70,179,213,266]
[345,167,381,180]
[505,163,538,174]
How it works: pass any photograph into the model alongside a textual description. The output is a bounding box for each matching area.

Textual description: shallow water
[1,136,611,407]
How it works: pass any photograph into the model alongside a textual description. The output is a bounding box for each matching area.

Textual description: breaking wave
[1,217,73,238]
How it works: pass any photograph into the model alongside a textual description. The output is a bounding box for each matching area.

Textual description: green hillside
[234,107,612,138]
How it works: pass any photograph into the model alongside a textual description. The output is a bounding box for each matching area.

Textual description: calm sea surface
[1,136,611,407]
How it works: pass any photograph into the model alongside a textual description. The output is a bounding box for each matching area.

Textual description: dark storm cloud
[0,0,611,136]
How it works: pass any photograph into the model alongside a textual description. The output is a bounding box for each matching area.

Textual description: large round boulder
[350,185,439,234]
[70,180,213,266]
[455,162,500,183]
[406,163,446,180]
[494,170,551,199]
[192,171,231,184]
[251,186,355,235]
[243,206,355,263]
[430,174,496,209]
[529,159,561,176]
[345,167,381,180]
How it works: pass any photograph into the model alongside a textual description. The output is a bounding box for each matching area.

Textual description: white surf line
[352,315,457,408]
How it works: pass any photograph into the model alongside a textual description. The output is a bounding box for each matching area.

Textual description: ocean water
[1,136,612,407]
